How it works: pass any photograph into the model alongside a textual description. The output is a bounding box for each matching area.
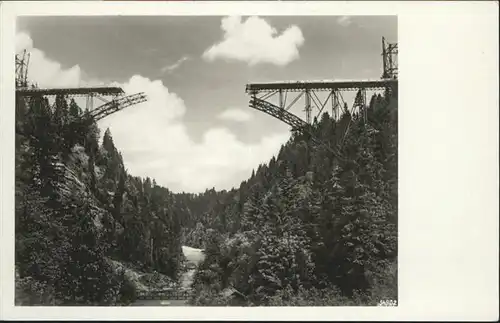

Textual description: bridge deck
[137,289,193,301]
[246,79,397,92]
[16,86,125,97]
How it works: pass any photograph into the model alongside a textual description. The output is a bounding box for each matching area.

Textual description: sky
[16,15,397,193]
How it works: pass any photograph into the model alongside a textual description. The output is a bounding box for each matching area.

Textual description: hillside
[15,95,185,305]
[185,91,398,305]
[15,89,397,306]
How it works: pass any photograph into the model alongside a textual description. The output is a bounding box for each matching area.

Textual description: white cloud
[202,16,305,66]
[15,32,33,52]
[16,32,82,88]
[161,56,190,73]
[16,32,290,193]
[218,108,253,122]
[337,16,352,27]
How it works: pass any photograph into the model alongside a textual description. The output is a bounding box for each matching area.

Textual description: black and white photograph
[1,1,498,321]
[12,14,398,307]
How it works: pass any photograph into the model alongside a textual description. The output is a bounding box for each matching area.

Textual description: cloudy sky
[16,15,397,193]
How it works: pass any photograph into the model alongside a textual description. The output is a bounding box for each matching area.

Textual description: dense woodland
[15,88,398,306]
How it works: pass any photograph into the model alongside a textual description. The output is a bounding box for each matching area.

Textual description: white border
[1,1,499,321]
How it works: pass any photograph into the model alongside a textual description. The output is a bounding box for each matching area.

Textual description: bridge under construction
[16,36,397,148]
[246,37,398,136]
[15,50,148,121]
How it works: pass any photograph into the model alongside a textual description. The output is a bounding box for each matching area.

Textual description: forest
[15,87,398,306]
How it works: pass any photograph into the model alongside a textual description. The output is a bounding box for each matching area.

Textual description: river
[131,246,204,306]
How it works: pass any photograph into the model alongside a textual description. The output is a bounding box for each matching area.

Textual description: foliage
[15,95,184,305]
[15,87,397,306]
[117,271,138,305]
[15,275,57,306]
[188,91,398,305]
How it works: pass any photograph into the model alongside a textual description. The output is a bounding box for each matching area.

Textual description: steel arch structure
[15,50,148,122]
[17,87,148,122]
[250,97,307,130]
[245,36,398,157]
[251,97,344,160]
[89,92,148,121]
[246,79,397,125]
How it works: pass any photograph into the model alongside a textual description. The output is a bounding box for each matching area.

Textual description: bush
[15,276,57,306]
[366,261,397,303]
[267,285,374,306]
[189,284,377,307]
[265,263,398,307]
[190,287,227,306]
[117,274,137,305]
[189,287,251,306]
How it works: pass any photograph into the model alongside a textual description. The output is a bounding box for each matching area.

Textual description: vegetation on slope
[15,95,184,305]
[15,88,397,306]
[187,91,398,306]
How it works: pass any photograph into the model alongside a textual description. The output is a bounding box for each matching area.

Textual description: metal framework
[245,36,398,151]
[252,96,345,159]
[246,79,396,125]
[382,37,398,79]
[89,92,148,121]
[16,86,125,97]
[15,50,31,88]
[15,50,148,121]
[250,97,307,130]
[246,79,396,92]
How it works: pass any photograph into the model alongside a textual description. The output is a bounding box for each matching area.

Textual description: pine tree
[54,195,121,305]
[68,98,82,119]
[102,128,115,154]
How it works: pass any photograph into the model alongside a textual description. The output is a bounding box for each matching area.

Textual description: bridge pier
[86,93,94,111]
[305,89,311,124]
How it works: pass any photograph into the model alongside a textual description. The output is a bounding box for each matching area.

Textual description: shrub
[117,275,137,305]
[189,287,251,306]
[15,276,57,306]
[266,285,371,306]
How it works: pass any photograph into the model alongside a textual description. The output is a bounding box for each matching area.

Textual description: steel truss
[245,36,398,158]
[17,87,147,122]
[16,86,124,97]
[251,96,344,160]
[15,50,31,88]
[89,92,148,121]
[246,80,396,157]
[246,79,396,126]
[250,97,307,130]
[382,37,398,79]
[16,49,148,122]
